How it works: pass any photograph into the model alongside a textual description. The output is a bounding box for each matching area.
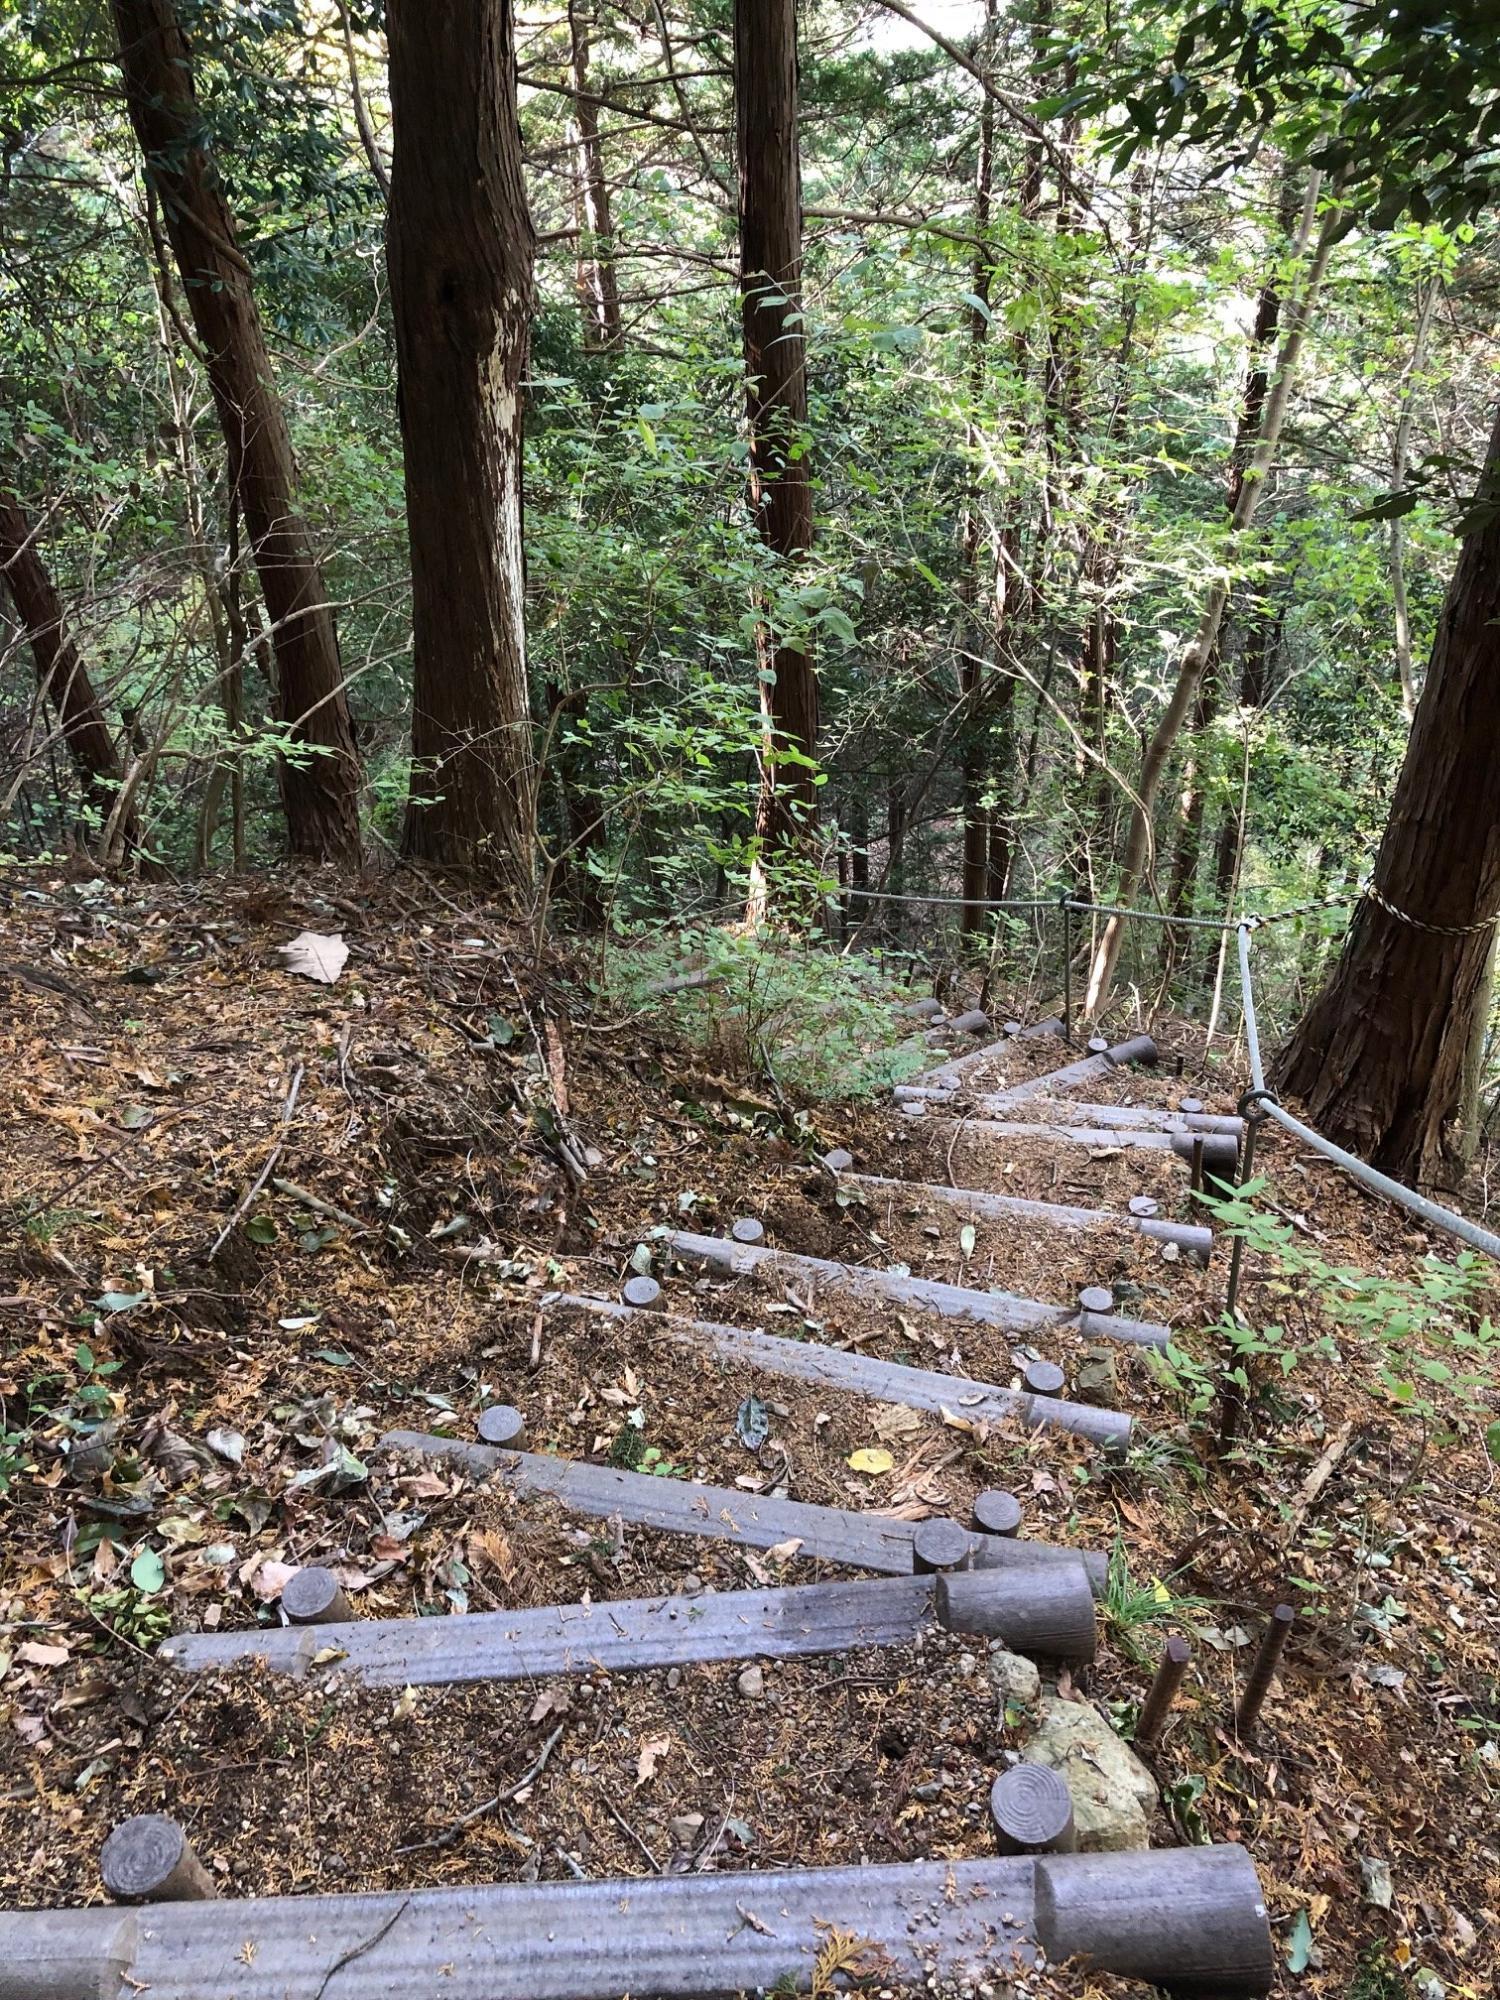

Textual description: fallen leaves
[276,931,348,984]
[846,1447,894,1476]
[635,1734,671,1785]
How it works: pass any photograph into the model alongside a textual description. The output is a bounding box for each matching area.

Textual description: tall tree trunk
[0,491,137,857]
[1389,275,1439,722]
[111,0,362,863]
[567,3,622,351]
[735,0,817,902]
[957,0,998,939]
[1084,178,1341,1013]
[387,0,538,886]
[1272,400,1500,1184]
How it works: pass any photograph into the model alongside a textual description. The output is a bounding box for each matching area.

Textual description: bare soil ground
[2,867,1497,2000]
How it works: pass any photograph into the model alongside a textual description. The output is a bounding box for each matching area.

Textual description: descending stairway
[5,1018,1274,1999]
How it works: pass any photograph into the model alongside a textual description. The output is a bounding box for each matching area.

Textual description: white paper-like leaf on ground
[277,931,348,984]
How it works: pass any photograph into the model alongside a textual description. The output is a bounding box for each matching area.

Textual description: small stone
[958,1652,979,1678]
[900,1101,927,1118]
[737,1665,765,1698]
[1159,1239,1181,1263]
[669,1813,704,1845]
[1020,1696,1158,1852]
[665,1667,681,1690]
[679,1573,702,1597]
[987,1649,1041,1706]
[821,1148,854,1173]
[1075,1347,1119,1408]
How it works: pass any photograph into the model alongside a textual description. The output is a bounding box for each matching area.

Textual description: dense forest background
[4,0,1500,1174]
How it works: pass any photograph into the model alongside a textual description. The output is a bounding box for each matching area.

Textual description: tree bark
[387,0,538,886]
[735,0,818,895]
[1389,275,1439,722]
[1271,399,1500,1185]
[111,0,362,863]
[1084,178,1341,1012]
[0,491,137,858]
[568,3,622,351]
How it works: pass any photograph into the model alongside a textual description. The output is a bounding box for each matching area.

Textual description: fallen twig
[394,1724,566,1855]
[208,1064,304,1259]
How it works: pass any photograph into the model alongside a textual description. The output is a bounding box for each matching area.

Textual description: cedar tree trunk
[735,0,817,875]
[1,491,136,855]
[1272,400,1500,1184]
[387,0,538,885]
[112,0,361,863]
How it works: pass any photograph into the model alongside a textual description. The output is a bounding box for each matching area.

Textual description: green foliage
[606,923,928,1103]
[1154,1179,1497,1424]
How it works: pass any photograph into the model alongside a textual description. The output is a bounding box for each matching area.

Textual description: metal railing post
[1060,892,1074,1045]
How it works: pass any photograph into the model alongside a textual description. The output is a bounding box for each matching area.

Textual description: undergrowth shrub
[603,924,929,1102]
[1154,1178,1500,1445]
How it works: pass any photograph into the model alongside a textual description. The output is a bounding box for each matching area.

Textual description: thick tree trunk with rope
[112,0,362,864]
[387,0,538,885]
[735,0,817,896]
[1272,399,1500,1185]
[1084,179,1340,1014]
[1,491,138,860]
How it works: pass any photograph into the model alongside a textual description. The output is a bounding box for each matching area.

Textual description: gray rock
[1360,1855,1393,1909]
[1075,1346,1119,1408]
[737,1665,765,1698]
[987,1648,1041,1707]
[1020,1695,1158,1851]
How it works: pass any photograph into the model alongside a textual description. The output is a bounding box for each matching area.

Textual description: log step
[834,1167,1213,1266]
[912,1016,1065,1092]
[666,1230,1173,1349]
[0,1846,1275,1999]
[160,1564,1097,1684]
[966,1096,1244,1137]
[376,1432,1110,1592]
[952,1121,1240,1174]
[954,1032,1158,1111]
[545,1289,1133,1448]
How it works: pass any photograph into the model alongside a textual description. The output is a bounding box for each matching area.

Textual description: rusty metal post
[1235,1604,1294,1737]
[1190,1135,1206,1194]
[1136,1635,1192,1746]
[1218,1099,1268,1449]
[1060,894,1074,1045]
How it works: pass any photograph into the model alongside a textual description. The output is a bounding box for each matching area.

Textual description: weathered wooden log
[990,1765,1078,1855]
[911,1517,973,1573]
[945,1009,991,1036]
[0,1846,1277,1998]
[545,1292,1133,1449]
[162,1565,1097,1684]
[833,1167,1214,1264]
[968,1096,1244,1137]
[937,1566,1096,1659]
[280,1567,351,1626]
[376,1431,1110,1592]
[911,1019,1065,1093]
[902,995,945,1020]
[1023,1359,1066,1396]
[957,1120,1240,1177]
[100,1816,216,1903]
[476,1404,528,1449]
[961,1033,1158,1112]
[664,1231,1172,1348]
[972,1489,1023,1537]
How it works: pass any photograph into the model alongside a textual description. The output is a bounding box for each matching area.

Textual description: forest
[2,4,1500,1999]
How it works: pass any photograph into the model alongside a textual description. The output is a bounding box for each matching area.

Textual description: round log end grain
[972,1489,1023,1538]
[476,1403,529,1449]
[1023,1359,1066,1397]
[622,1274,663,1311]
[911,1517,974,1574]
[990,1764,1078,1855]
[729,1217,765,1245]
[101,1815,216,1903]
[280,1566,351,1626]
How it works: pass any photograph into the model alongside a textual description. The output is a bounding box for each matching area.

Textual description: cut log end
[911,1517,974,1574]
[281,1566,351,1626]
[621,1274,663,1311]
[935,1562,1098,1660]
[100,1815,216,1903]
[990,1764,1078,1855]
[729,1217,765,1245]
[477,1403,528,1449]
[972,1489,1023,1538]
[1023,1359,1066,1397]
